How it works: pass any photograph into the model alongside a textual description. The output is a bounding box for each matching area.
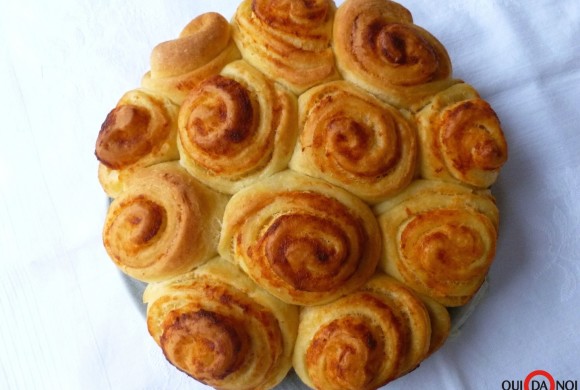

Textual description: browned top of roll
[250,192,368,294]
[333,0,454,109]
[232,0,339,94]
[96,104,171,170]
[95,89,177,172]
[218,171,381,306]
[103,162,228,282]
[304,297,397,390]
[160,309,250,381]
[180,74,260,173]
[439,99,508,174]
[334,0,450,86]
[375,179,500,306]
[416,83,508,188]
[293,274,433,390]
[96,105,155,169]
[150,12,232,79]
[252,0,331,34]
[144,257,298,390]
[290,80,417,203]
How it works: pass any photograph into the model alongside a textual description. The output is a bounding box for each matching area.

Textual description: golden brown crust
[96,105,155,169]
[374,180,499,306]
[232,0,339,95]
[141,12,241,104]
[95,89,179,197]
[290,80,418,203]
[218,170,380,306]
[293,273,432,390]
[333,0,457,111]
[178,60,298,194]
[94,1,510,387]
[144,257,298,390]
[416,83,508,188]
[152,13,231,78]
[103,162,229,282]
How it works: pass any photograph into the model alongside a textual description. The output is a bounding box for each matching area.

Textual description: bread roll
[141,12,241,104]
[289,80,417,203]
[178,60,298,194]
[293,273,444,390]
[95,88,179,198]
[374,180,499,306]
[231,0,339,95]
[333,0,456,111]
[102,162,228,282]
[144,257,298,390]
[218,170,380,306]
[416,83,508,188]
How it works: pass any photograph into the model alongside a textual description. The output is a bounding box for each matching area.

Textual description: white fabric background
[0,0,578,389]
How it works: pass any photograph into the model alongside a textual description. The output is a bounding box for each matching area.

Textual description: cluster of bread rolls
[95,0,508,389]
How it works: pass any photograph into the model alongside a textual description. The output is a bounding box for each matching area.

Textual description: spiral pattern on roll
[293,274,435,390]
[252,0,330,33]
[290,81,417,203]
[232,0,339,94]
[181,75,259,168]
[218,171,380,305]
[144,258,298,390]
[375,180,499,306]
[178,60,297,194]
[95,89,179,197]
[333,0,454,110]
[416,83,508,188]
[102,162,228,282]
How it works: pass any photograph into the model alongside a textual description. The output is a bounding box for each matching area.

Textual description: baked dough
[231,0,339,95]
[333,0,457,111]
[144,257,298,390]
[178,60,298,194]
[374,179,500,306]
[95,0,508,388]
[95,88,179,198]
[218,170,381,306]
[289,80,417,203]
[416,83,508,188]
[293,273,449,390]
[102,162,228,282]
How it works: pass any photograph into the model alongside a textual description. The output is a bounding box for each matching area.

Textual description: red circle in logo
[524,370,555,390]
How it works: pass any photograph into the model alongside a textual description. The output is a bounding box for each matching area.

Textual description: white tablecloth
[1,0,578,389]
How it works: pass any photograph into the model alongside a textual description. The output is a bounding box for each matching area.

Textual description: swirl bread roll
[289,80,417,204]
[231,0,339,95]
[333,0,457,111]
[144,257,298,390]
[416,83,508,188]
[141,12,241,105]
[374,180,500,306]
[103,162,228,282]
[293,273,448,390]
[218,170,380,306]
[95,89,179,198]
[178,60,298,194]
